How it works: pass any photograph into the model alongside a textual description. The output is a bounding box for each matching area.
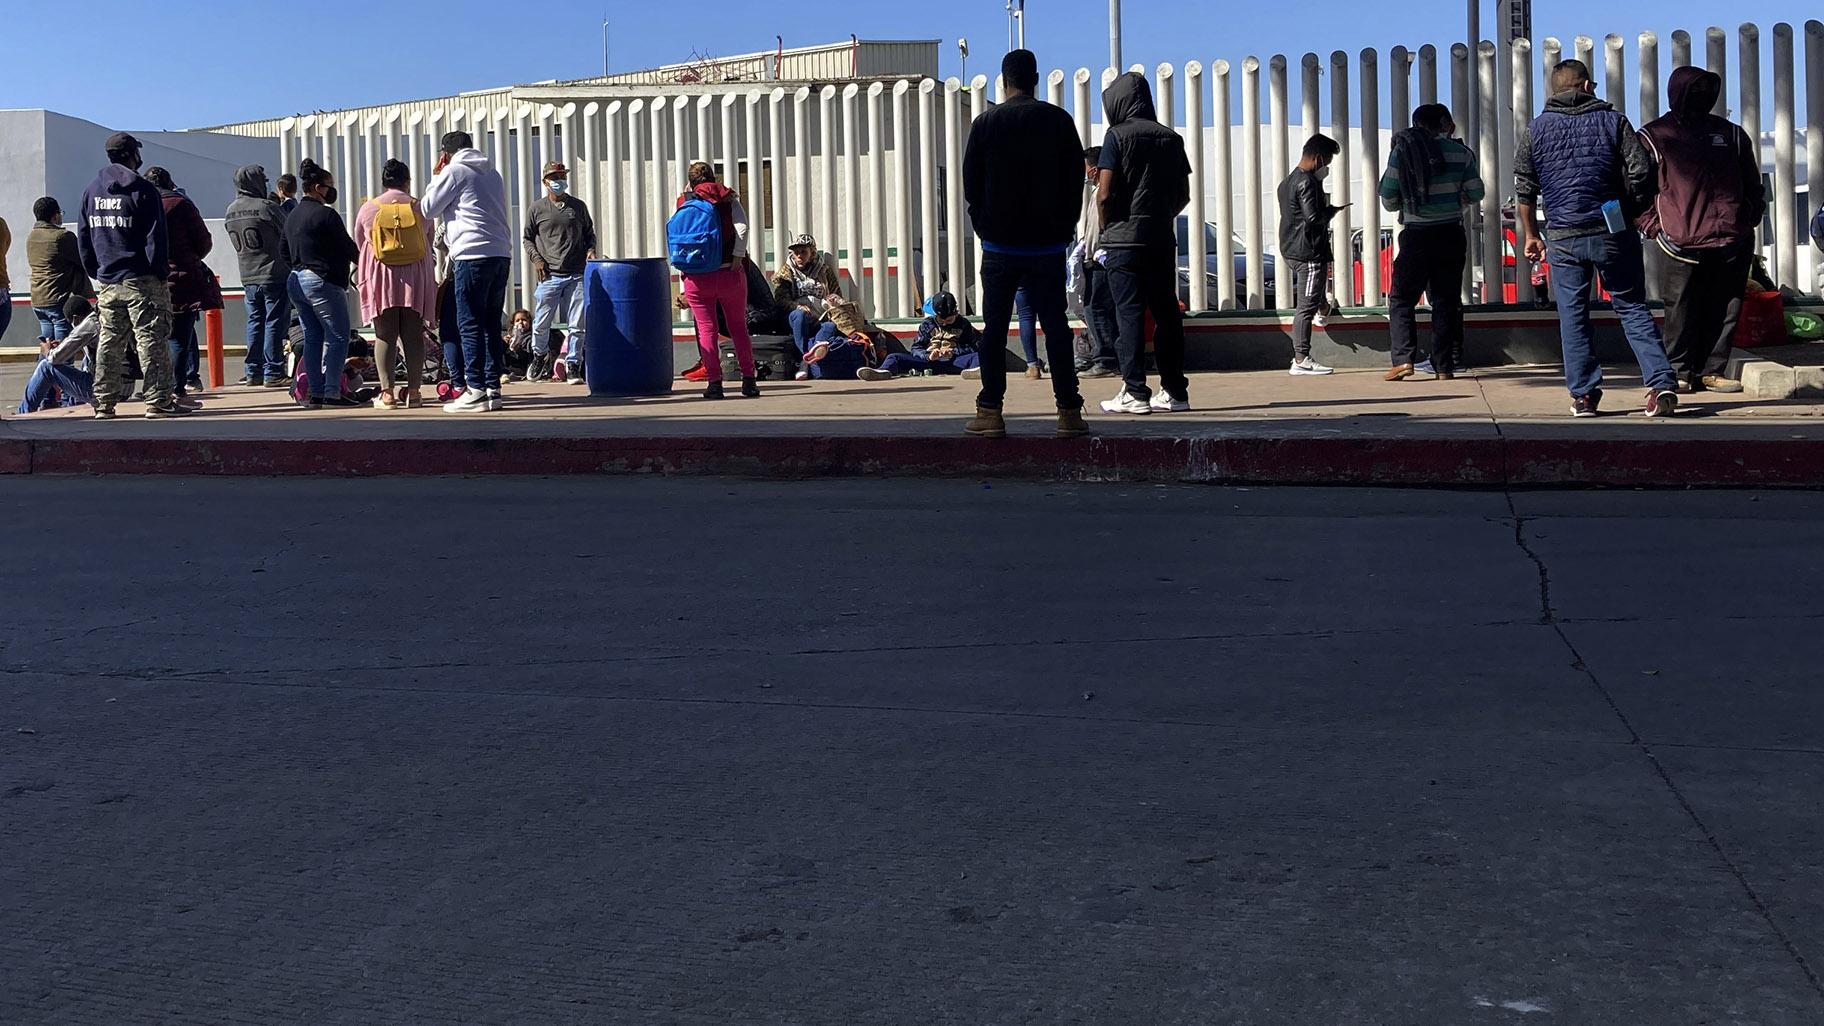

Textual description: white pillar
[362,113,382,204]
[1451,44,1472,301]
[601,101,623,259]
[790,87,812,248]
[769,87,790,270]
[1270,55,1291,307]
[420,110,441,193]
[1512,38,1535,303]
[536,105,555,180]
[1479,42,1502,304]
[1329,49,1353,307]
[1073,68,1093,145]
[1391,47,1412,129]
[818,86,838,254]
[1707,27,1729,116]
[337,113,359,223]
[1213,59,1236,311]
[625,99,649,259]
[671,97,690,193]
[579,102,600,245]
[1156,63,1176,129]
[1301,53,1320,146]
[1360,48,1383,306]
[943,78,967,304]
[1419,45,1439,107]
[892,80,917,315]
[1604,35,1626,114]
[842,83,864,306]
[1575,35,1596,70]
[1047,68,1066,110]
[1109,0,1122,75]
[1185,61,1208,313]
[917,79,940,309]
[278,117,298,182]
[513,104,534,309]
[1542,38,1562,86]
[1672,30,1692,68]
[970,76,987,312]
[1773,23,1797,288]
[648,97,670,255]
[743,92,765,267]
[719,95,739,192]
[1242,57,1264,308]
[865,82,890,318]
[695,95,714,172]
[1740,25,1762,167]
[1640,33,1661,122]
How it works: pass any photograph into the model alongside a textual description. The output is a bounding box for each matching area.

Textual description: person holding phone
[1277,134,1344,377]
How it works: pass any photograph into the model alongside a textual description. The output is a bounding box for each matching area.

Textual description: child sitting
[856,291,981,381]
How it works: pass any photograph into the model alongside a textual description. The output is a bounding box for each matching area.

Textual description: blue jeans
[533,273,586,364]
[288,270,350,399]
[879,352,980,375]
[244,282,291,380]
[454,257,510,391]
[788,307,820,354]
[1015,287,1039,365]
[33,306,72,342]
[168,311,200,395]
[1547,231,1676,397]
[18,361,94,413]
[793,321,868,379]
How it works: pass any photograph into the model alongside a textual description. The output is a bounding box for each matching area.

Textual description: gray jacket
[224,165,290,285]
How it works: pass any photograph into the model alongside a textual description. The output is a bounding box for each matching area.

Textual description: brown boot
[964,406,1007,438]
[1385,363,1415,381]
[1055,406,1090,438]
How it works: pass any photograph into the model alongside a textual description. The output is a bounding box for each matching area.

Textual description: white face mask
[1317,165,1332,181]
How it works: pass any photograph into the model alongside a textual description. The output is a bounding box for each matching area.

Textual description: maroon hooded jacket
[1638,66,1765,252]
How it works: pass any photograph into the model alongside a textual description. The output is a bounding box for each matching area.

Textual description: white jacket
[420,149,512,261]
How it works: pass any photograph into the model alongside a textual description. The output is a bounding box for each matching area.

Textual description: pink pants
[682,266,756,382]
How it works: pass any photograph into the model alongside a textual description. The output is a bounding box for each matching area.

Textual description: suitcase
[722,333,800,380]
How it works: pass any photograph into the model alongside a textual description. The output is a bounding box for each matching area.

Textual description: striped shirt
[1378,137,1485,226]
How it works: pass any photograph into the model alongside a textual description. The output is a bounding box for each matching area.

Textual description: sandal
[372,392,399,410]
[402,388,424,409]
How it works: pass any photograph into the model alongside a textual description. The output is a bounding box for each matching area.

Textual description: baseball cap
[104,131,141,156]
[789,233,817,250]
[929,292,959,318]
[542,160,569,179]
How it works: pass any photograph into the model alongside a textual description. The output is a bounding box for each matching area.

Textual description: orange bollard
[205,308,225,389]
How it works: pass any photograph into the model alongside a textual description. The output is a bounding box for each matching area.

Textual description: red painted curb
[21,433,1824,487]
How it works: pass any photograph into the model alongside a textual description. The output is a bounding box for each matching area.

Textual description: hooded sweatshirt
[1097,73,1192,250]
[157,185,222,313]
[962,91,1085,251]
[225,165,290,286]
[1638,67,1765,253]
[419,148,513,262]
[77,163,169,284]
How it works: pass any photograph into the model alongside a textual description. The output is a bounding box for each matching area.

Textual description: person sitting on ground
[772,233,844,356]
[18,296,100,414]
[503,308,535,381]
[793,295,877,381]
[858,291,982,381]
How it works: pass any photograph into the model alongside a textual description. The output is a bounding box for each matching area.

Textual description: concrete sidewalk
[4,366,1824,485]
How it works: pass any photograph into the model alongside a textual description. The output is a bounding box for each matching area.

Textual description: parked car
[1174,218,1276,309]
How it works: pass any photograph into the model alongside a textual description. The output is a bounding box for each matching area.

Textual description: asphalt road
[4,478,1823,1025]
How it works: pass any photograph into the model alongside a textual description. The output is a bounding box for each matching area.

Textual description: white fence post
[624,100,647,259]
[865,81,890,317]
[602,101,624,259]
[1419,44,1439,106]
[842,84,864,307]
[1185,61,1208,313]
[1073,68,1093,145]
[1242,56,1264,308]
[1773,23,1797,288]
[1605,35,1627,114]
[1672,30,1692,68]
[1512,37,1535,303]
[578,103,600,235]
[770,87,790,271]
[648,98,669,256]
[818,86,838,260]
[1640,33,1661,122]
[513,104,535,309]
[1451,43,1472,301]
[1391,46,1412,129]
[788,88,811,249]
[1360,48,1382,306]
[1478,42,1502,304]
[917,79,940,311]
[1213,59,1236,311]
[671,97,690,194]
[969,76,987,313]
[744,92,766,268]
[1270,55,1291,307]
[1575,35,1596,70]
[1740,25,1762,166]
[1156,62,1176,129]
[718,94,739,194]
[942,79,965,301]
[1047,68,1066,110]
[1542,38,1562,84]
[1707,27,1729,116]
[1329,49,1353,308]
[892,80,918,315]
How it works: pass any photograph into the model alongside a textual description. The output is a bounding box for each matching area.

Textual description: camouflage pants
[94,275,175,410]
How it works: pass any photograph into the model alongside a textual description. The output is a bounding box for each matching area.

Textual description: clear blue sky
[5,1,1820,129]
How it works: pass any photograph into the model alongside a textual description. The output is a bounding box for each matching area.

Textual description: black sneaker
[263,377,293,389]
[92,407,116,420]
[1571,390,1602,418]
[236,374,256,386]
[144,402,189,419]
[319,393,361,408]
[740,377,760,398]
[704,381,726,400]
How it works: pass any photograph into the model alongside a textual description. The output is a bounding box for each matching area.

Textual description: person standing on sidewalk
[1638,66,1764,396]
[1515,59,1679,418]
[525,160,595,383]
[355,159,437,409]
[1097,70,1193,416]
[145,167,222,400]
[672,161,758,400]
[76,132,183,419]
[421,131,512,413]
[1072,145,1119,380]
[960,49,1088,439]
[1277,135,1342,377]
[1379,104,1483,381]
[26,197,92,343]
[226,165,292,387]
[282,158,360,409]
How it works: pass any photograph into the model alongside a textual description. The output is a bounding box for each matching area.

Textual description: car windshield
[1173,219,1225,252]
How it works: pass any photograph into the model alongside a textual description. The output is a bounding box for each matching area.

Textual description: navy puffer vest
[1529,104,1624,230]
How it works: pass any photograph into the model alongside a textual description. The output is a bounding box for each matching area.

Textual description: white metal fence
[258,19,1824,319]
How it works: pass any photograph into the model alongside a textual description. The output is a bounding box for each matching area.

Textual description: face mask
[322,186,339,205]
[548,179,568,194]
[1317,165,1331,181]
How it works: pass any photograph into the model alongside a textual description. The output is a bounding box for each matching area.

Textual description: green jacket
[27,221,93,309]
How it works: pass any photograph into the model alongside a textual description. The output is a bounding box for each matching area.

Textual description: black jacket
[1277,168,1339,263]
[1097,73,1191,250]
[281,197,359,290]
[963,94,1085,250]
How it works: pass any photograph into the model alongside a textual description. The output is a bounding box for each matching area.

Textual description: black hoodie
[1097,73,1191,250]
[225,164,291,286]
[77,163,168,285]
[962,92,1085,251]
[1638,67,1764,251]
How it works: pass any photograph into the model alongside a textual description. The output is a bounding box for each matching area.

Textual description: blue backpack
[667,198,724,274]
[1811,204,1824,251]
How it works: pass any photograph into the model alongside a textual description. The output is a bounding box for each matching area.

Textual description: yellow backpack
[371,201,426,266]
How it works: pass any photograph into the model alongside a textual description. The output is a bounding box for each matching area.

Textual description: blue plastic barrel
[583,258,674,397]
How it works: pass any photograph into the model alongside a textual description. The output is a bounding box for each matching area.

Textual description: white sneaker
[856,367,892,382]
[1289,357,1334,376]
[793,370,810,381]
[443,389,489,413]
[1149,390,1189,412]
[1312,310,1330,330]
[961,366,982,380]
[484,388,503,411]
[1099,391,1151,416]
[1414,359,1436,376]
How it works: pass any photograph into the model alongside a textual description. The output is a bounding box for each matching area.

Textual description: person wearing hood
[420,130,513,413]
[1378,104,1484,380]
[225,164,292,386]
[960,49,1089,439]
[1096,69,1194,417]
[674,161,759,399]
[144,167,223,398]
[1278,135,1344,377]
[26,196,93,343]
[1515,59,1678,418]
[76,132,184,419]
[1638,66,1764,395]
